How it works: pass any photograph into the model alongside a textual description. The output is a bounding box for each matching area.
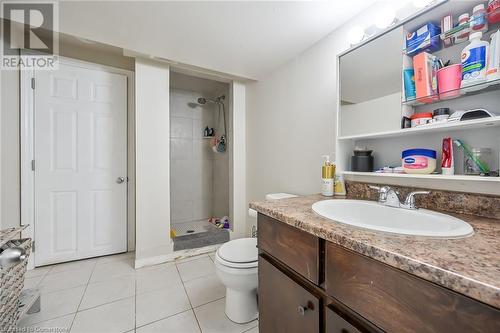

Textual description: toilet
[215,193,297,324]
[215,237,258,324]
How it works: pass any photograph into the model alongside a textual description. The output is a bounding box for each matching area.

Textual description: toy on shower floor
[208,216,230,229]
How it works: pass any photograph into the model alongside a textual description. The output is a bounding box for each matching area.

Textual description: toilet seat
[216,238,258,269]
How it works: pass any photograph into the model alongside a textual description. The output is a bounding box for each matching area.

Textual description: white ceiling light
[347,26,365,45]
[374,6,396,29]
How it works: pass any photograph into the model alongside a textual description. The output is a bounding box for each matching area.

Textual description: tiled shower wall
[170,89,229,225]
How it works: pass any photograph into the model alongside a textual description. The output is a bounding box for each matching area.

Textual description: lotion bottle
[321,155,335,197]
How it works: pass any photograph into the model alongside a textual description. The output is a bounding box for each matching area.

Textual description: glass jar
[464,148,492,175]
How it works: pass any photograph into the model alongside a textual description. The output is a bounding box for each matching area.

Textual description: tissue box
[406,23,441,56]
[413,52,439,103]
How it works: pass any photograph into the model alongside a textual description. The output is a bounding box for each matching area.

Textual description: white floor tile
[90,259,135,283]
[208,252,216,262]
[23,275,44,290]
[49,258,97,274]
[71,297,135,333]
[136,263,182,295]
[194,298,257,333]
[184,273,225,307]
[38,268,92,293]
[79,274,136,310]
[136,285,191,327]
[19,286,85,326]
[174,253,208,264]
[177,257,215,282]
[25,266,52,278]
[136,310,200,333]
[96,251,135,264]
[18,313,75,332]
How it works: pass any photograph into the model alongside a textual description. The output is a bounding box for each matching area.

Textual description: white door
[34,60,128,266]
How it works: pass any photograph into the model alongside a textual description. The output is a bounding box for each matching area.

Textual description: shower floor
[171,219,217,237]
[172,219,230,251]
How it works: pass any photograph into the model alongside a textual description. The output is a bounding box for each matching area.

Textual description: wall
[0,59,20,230]
[135,59,171,267]
[170,89,216,225]
[245,5,400,233]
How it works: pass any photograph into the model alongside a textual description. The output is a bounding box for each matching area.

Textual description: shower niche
[169,71,231,251]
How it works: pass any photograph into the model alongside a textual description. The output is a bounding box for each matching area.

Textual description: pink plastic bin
[437,64,461,99]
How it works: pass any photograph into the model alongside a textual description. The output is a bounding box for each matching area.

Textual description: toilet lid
[217,238,258,263]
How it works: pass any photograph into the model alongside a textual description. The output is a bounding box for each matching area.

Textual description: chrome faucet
[401,190,431,209]
[369,186,430,210]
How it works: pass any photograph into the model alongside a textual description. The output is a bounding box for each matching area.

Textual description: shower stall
[169,72,231,251]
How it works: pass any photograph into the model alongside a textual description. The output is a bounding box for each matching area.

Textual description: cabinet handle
[297,305,307,316]
[297,301,315,316]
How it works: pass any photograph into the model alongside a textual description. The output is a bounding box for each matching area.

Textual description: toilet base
[225,288,258,324]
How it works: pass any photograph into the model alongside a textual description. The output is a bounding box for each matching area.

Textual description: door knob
[116,177,126,184]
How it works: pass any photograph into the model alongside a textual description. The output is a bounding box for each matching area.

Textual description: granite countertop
[250,195,500,309]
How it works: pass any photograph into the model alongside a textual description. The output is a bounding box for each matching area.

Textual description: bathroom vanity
[252,191,500,333]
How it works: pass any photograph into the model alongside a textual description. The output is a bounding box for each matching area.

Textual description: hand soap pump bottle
[321,155,335,197]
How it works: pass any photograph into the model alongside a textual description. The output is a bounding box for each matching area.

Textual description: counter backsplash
[345,181,500,220]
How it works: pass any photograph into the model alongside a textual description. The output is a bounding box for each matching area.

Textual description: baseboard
[134,243,222,269]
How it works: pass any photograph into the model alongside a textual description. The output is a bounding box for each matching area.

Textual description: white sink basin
[312,199,473,238]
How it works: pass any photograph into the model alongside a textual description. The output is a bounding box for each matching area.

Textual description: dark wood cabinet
[326,306,362,333]
[258,214,319,284]
[257,214,500,333]
[325,242,500,333]
[259,256,319,333]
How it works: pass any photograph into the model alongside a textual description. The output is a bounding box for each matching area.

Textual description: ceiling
[54,1,376,79]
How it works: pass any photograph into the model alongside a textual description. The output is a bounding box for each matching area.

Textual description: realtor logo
[1,1,59,70]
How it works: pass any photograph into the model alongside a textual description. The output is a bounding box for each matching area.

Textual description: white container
[487,30,500,82]
[461,32,489,87]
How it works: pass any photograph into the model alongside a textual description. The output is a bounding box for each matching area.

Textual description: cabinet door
[259,256,319,333]
[326,306,362,333]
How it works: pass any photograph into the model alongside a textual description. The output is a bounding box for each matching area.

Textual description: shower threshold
[172,219,229,251]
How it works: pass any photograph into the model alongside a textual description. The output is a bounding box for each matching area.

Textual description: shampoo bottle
[321,155,335,197]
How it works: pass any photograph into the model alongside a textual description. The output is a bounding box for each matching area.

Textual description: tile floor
[19,252,259,333]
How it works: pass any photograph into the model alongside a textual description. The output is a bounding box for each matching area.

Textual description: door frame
[20,54,135,268]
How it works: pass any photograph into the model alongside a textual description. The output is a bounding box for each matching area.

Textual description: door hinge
[31,160,35,171]
[31,241,35,253]
[31,78,35,89]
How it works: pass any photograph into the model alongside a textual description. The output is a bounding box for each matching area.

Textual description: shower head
[197,95,225,105]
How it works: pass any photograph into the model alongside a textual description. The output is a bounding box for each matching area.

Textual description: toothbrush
[453,139,490,174]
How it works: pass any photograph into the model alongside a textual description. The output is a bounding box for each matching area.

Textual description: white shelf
[341,171,500,182]
[338,116,500,141]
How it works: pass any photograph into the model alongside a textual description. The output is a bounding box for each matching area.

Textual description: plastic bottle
[487,30,500,81]
[321,155,335,197]
[487,0,500,24]
[461,32,489,87]
[455,13,470,44]
[471,4,488,32]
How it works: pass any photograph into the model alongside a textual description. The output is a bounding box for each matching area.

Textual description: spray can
[321,155,335,197]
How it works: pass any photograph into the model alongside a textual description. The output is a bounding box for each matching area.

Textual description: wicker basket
[0,238,31,333]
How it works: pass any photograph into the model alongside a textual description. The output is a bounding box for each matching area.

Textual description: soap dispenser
[321,155,335,197]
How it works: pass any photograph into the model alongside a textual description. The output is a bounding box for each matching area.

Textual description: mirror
[339,27,403,136]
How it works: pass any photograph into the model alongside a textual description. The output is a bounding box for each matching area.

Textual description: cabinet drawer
[326,306,362,333]
[259,256,319,333]
[258,214,319,284]
[325,242,500,333]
